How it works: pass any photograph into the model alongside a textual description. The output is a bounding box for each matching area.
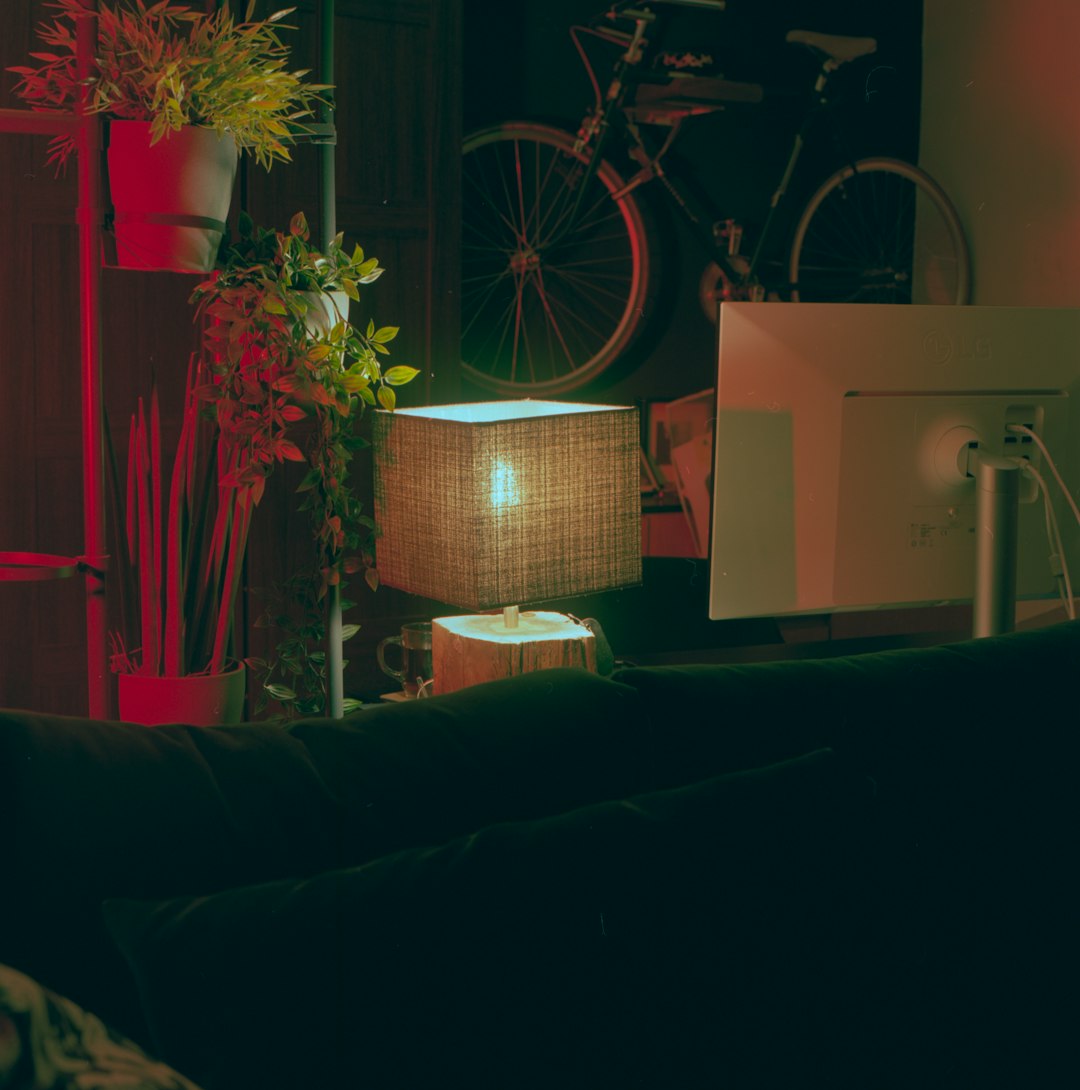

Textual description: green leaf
[364,567,380,591]
[371,325,399,344]
[376,385,396,411]
[383,365,419,386]
[342,374,370,394]
[341,623,361,641]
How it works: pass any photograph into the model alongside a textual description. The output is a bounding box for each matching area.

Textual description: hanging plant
[190,210,419,715]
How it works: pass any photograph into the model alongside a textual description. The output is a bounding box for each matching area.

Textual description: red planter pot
[116,663,246,726]
[105,120,238,273]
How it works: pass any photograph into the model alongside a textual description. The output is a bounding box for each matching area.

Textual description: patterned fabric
[0,964,202,1090]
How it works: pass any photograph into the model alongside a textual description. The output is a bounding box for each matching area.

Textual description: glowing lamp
[372,401,641,692]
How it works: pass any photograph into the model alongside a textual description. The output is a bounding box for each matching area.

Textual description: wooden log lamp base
[432,611,597,695]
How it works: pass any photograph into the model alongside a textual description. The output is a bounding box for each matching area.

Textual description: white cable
[1008,423,1080,529]
[1022,460,1075,619]
[1007,422,1078,617]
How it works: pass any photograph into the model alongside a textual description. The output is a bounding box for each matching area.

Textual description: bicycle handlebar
[603,0,726,20]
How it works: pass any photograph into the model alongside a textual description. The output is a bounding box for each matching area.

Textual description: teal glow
[490,460,521,509]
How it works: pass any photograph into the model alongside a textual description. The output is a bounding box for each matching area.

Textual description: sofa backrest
[0,666,652,1041]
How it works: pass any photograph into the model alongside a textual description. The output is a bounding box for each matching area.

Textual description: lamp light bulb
[490,460,521,509]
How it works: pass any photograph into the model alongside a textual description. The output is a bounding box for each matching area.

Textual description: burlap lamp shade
[372,401,642,692]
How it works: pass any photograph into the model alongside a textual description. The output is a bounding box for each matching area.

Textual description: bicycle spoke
[460,276,513,337]
[540,180,619,250]
[531,146,581,246]
[462,123,653,393]
[544,283,624,353]
[549,267,635,318]
[530,267,578,374]
[464,144,526,249]
[466,282,526,376]
[791,159,967,305]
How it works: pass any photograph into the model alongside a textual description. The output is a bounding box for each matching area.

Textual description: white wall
[921,0,1080,304]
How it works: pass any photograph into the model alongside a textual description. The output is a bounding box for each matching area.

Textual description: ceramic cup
[377,621,433,697]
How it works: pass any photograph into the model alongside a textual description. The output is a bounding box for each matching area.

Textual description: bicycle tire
[461,122,656,395]
[788,157,970,305]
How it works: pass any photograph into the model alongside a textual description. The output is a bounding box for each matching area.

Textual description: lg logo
[923,330,992,364]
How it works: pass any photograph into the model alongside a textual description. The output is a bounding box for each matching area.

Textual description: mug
[377,621,433,697]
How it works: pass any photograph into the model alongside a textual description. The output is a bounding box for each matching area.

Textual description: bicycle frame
[565,1,857,299]
[460,0,969,395]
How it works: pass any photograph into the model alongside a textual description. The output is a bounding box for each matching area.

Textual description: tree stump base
[432,611,597,694]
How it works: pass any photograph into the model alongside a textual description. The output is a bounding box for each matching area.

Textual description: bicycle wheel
[789,157,970,304]
[462,122,655,395]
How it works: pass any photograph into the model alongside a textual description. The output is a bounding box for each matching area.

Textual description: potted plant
[109,357,252,725]
[8,0,327,271]
[189,210,419,716]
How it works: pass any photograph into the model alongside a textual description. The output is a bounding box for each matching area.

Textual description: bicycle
[461,0,971,395]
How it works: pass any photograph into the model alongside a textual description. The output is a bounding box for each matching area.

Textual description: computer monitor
[708,303,1080,624]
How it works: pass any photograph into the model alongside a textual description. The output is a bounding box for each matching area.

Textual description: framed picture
[644,399,674,488]
[665,389,715,558]
[665,387,715,453]
[640,447,663,494]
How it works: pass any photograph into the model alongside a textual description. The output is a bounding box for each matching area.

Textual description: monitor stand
[972,454,1021,638]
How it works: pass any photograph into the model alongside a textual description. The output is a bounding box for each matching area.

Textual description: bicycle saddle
[785,30,877,65]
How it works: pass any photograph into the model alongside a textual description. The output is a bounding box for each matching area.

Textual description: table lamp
[373,400,641,693]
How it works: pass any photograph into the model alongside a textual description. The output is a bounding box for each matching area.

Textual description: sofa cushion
[0,962,202,1090]
[282,665,654,859]
[614,620,1080,785]
[103,748,882,1090]
[614,620,1080,1085]
[0,667,652,1042]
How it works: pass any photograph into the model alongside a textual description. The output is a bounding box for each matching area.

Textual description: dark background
[453,1,952,665]
[462,0,924,405]
[0,0,942,715]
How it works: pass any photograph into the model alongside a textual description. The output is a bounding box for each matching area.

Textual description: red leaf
[276,439,306,462]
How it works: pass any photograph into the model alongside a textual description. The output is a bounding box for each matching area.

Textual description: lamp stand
[432,612,596,694]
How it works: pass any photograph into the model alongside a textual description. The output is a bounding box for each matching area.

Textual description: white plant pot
[302,290,350,336]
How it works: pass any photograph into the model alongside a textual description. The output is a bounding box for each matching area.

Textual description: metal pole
[75,0,109,716]
[318,0,344,717]
[972,454,1020,639]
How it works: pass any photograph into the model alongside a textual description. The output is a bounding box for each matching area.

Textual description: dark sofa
[3,620,1078,1089]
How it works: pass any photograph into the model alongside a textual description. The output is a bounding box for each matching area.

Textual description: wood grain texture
[433,612,597,694]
